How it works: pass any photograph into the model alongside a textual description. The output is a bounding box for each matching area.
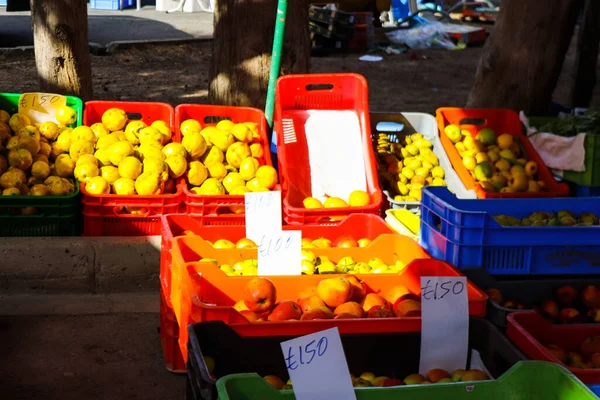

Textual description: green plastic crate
[215,362,596,400]
[0,92,83,127]
[0,92,83,236]
[528,116,600,187]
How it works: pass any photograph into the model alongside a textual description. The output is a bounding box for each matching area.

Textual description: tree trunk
[467,0,583,115]
[30,0,93,101]
[209,0,310,109]
[571,0,600,108]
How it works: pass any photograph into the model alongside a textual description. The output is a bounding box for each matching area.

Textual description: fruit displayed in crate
[187,234,374,250]
[443,125,545,193]
[302,190,372,209]
[375,132,446,202]
[0,107,77,207]
[487,285,600,324]
[234,276,420,322]
[544,336,600,369]
[493,210,600,227]
[178,118,277,195]
[209,252,406,276]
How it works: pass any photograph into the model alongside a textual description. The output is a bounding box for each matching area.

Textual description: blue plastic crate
[570,183,600,197]
[90,0,134,10]
[588,384,600,397]
[419,186,600,275]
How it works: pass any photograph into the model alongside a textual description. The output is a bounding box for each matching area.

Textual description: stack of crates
[348,12,375,52]
[308,6,375,54]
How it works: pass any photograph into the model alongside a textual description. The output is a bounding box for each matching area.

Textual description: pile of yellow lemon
[302,190,371,209]
[443,125,543,193]
[178,119,277,195]
[0,106,79,204]
[376,132,446,202]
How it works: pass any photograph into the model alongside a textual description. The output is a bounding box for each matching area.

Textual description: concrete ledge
[0,236,161,294]
[104,37,212,54]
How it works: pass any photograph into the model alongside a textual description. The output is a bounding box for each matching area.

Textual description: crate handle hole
[376,121,405,133]
[204,116,232,125]
[459,118,487,126]
[113,206,150,218]
[214,205,242,216]
[126,112,143,120]
[306,83,334,91]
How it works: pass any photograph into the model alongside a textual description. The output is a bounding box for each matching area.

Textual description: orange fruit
[497,134,514,150]
[348,190,370,207]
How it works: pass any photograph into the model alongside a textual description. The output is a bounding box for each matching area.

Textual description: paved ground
[0,294,186,400]
[0,4,213,47]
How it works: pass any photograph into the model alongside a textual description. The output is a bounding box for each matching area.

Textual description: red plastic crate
[160,291,186,373]
[507,311,600,384]
[174,104,274,222]
[436,107,569,199]
[160,213,396,309]
[274,73,383,224]
[171,257,487,361]
[81,101,184,236]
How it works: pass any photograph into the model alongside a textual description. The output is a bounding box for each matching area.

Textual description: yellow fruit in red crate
[194,178,225,195]
[8,149,32,171]
[69,139,94,162]
[216,120,235,131]
[74,162,99,183]
[462,156,476,171]
[135,172,162,195]
[187,161,208,186]
[143,156,167,177]
[39,121,59,141]
[113,177,136,195]
[72,126,96,143]
[118,156,143,180]
[102,108,128,132]
[210,129,235,152]
[151,121,172,145]
[108,141,135,166]
[139,126,163,145]
[255,165,277,189]
[165,155,187,179]
[101,166,120,185]
[124,121,146,145]
[207,162,227,181]
[213,239,235,249]
[199,126,216,145]
[94,149,111,167]
[239,157,260,181]
[162,142,186,159]
[90,122,110,138]
[226,142,251,169]
[180,119,202,137]
[324,197,348,208]
[246,178,269,192]
[303,197,323,208]
[230,186,250,195]
[223,172,245,194]
[348,190,370,207]
[77,154,98,167]
[236,238,257,249]
[85,176,110,195]
[249,143,264,159]
[182,131,208,159]
[497,134,514,150]
[9,113,30,133]
[232,123,253,143]
[111,130,127,142]
[201,146,224,167]
[96,134,119,150]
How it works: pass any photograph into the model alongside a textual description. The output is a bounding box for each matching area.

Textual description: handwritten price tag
[18,92,67,124]
[419,276,469,375]
[257,231,302,276]
[245,191,282,244]
[281,327,356,400]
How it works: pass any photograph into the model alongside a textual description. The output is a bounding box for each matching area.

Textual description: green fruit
[473,161,493,181]
[476,128,497,146]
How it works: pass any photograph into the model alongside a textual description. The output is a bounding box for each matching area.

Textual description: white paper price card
[281,327,356,400]
[18,92,67,124]
[419,276,469,375]
[244,191,282,243]
[258,230,302,276]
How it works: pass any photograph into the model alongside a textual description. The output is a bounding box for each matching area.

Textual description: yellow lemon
[46,177,75,196]
[255,165,277,189]
[102,108,128,132]
[31,161,50,180]
[124,120,146,145]
[230,186,251,195]
[90,123,110,138]
[165,155,187,178]
[85,176,110,195]
[54,154,76,178]
[8,113,30,133]
[56,106,77,126]
[0,109,9,123]
[69,140,95,161]
[6,137,19,151]
[348,190,370,207]
[71,126,96,143]
[143,156,167,177]
[162,142,186,159]
[187,161,208,186]
[138,126,163,145]
[462,156,476,171]
[101,166,120,185]
[151,120,172,144]
[225,142,251,169]
[209,129,235,152]
[0,169,25,189]
[231,123,253,143]
[216,120,235,131]
[2,187,21,196]
[201,146,224,166]
[118,156,143,180]
[196,178,225,195]
[497,134,514,150]
[207,162,227,181]
[303,197,324,208]
[245,178,268,192]
[180,119,202,136]
[74,162,99,183]
[39,142,51,158]
[108,141,135,166]
[96,134,119,150]
[18,137,41,156]
[182,131,208,159]
[111,130,127,142]
[324,197,349,208]
[137,143,164,161]
[54,131,72,152]
[76,154,98,167]
[249,143,264,159]
[135,172,162,195]
[30,184,50,196]
[113,178,136,195]
[94,149,111,167]
[39,121,59,141]
[239,157,260,181]
[222,172,245,194]
[18,125,41,141]
[8,149,33,171]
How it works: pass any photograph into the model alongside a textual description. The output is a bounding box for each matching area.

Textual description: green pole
[265,0,288,128]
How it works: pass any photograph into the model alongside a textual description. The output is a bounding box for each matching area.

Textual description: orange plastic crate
[81,101,184,236]
[436,107,569,199]
[171,257,487,361]
[159,291,186,373]
[274,73,383,224]
[175,104,273,222]
[159,213,395,308]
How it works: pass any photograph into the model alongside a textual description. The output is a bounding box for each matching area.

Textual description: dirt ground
[1,33,598,113]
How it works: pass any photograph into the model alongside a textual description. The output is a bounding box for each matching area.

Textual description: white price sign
[258,231,302,276]
[244,191,282,244]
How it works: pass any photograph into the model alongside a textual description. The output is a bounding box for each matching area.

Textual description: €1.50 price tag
[419,276,469,375]
[18,92,67,124]
[281,327,356,400]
